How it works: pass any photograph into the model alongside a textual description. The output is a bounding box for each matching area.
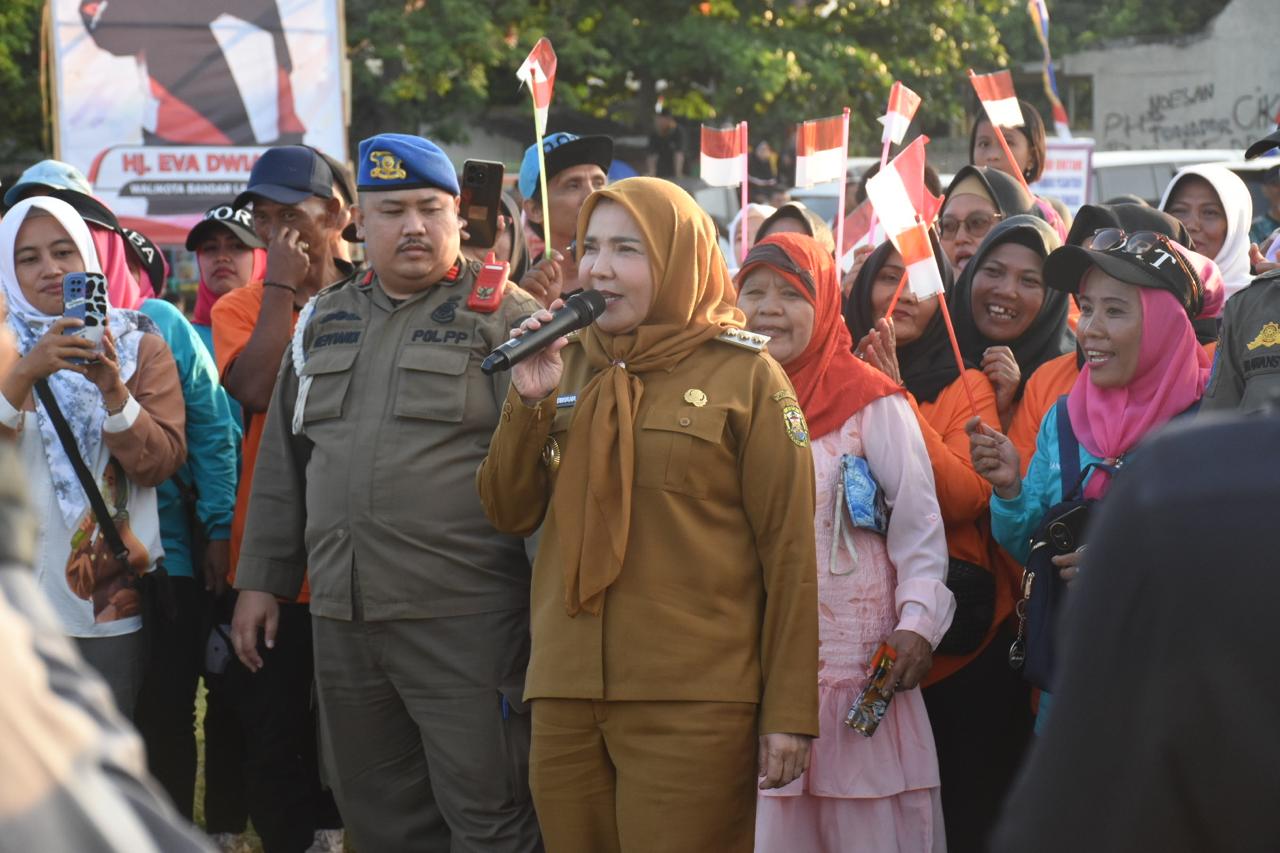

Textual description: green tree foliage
[0,0,47,163]
[347,0,1021,149]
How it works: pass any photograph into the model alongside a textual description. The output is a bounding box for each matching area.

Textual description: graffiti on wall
[1102,83,1280,150]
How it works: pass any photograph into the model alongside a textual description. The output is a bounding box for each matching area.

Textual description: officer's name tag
[556,395,577,408]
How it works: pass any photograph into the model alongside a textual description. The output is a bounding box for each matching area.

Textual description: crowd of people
[2,91,1280,853]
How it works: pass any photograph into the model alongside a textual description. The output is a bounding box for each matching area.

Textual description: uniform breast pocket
[394,346,470,422]
[634,406,729,497]
[301,347,359,424]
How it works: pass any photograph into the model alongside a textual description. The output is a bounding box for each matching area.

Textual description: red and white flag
[700,124,747,188]
[970,70,1023,129]
[516,38,557,135]
[877,82,921,146]
[794,114,847,188]
[864,137,944,297]
[838,200,883,272]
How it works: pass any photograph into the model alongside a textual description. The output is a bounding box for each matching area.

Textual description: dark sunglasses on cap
[1086,227,1197,283]
[939,211,1002,240]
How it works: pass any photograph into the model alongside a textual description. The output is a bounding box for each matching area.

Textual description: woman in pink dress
[738,233,955,852]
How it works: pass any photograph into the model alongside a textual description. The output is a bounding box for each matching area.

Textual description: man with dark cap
[231,133,543,852]
[211,144,351,853]
[518,130,612,301]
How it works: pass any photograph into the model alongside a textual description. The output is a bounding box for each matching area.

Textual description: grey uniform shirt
[1202,268,1280,414]
[235,261,541,620]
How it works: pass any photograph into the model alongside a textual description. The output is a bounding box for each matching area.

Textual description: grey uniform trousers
[312,608,541,853]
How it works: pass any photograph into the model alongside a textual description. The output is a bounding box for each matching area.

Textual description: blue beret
[357,133,460,195]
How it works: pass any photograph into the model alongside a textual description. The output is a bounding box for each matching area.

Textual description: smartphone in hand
[460,159,505,248]
[62,272,109,362]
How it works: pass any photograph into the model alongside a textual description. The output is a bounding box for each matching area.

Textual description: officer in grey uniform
[1201,129,1280,414]
[230,133,542,852]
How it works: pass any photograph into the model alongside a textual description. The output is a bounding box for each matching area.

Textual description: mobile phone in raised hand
[62,272,109,362]
[460,159,505,248]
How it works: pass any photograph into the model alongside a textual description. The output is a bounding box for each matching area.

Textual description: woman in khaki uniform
[478,178,819,852]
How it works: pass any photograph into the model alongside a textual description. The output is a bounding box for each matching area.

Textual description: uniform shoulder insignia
[316,267,367,298]
[715,327,770,352]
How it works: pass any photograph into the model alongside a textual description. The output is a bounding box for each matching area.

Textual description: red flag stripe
[970,70,1017,104]
[796,115,845,155]
[886,82,921,121]
[897,223,934,267]
[700,126,745,160]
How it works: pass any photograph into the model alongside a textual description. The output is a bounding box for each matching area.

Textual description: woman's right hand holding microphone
[510,298,569,406]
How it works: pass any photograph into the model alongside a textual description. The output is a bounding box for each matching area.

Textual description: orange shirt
[1009,352,1079,474]
[911,369,1012,686]
[211,282,309,602]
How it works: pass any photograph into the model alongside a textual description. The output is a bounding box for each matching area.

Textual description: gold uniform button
[683,388,708,407]
[678,416,691,427]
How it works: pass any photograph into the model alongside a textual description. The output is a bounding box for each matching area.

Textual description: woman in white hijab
[1160,164,1254,298]
[0,196,185,716]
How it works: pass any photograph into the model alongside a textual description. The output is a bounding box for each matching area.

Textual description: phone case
[460,159,504,248]
[62,272,108,361]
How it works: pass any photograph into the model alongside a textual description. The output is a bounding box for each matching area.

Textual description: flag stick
[937,295,980,418]
[863,114,896,253]
[739,122,750,263]
[834,107,851,267]
[883,268,910,319]
[531,90,554,260]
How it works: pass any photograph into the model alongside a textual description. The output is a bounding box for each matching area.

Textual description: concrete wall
[1064,0,1280,151]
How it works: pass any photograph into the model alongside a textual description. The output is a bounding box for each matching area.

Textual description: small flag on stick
[795,114,847,188]
[516,38,557,136]
[877,82,922,146]
[700,124,748,188]
[517,37,558,258]
[969,69,1024,130]
[864,136,944,299]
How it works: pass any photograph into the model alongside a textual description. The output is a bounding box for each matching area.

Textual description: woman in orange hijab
[479,178,820,853]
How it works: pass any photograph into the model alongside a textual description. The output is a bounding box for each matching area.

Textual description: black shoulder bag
[1008,396,1114,691]
[33,379,175,624]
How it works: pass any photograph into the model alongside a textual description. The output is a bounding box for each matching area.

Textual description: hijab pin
[684,389,708,407]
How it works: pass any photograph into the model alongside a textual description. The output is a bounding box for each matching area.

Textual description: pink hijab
[1068,285,1211,499]
[194,249,267,326]
[89,224,148,308]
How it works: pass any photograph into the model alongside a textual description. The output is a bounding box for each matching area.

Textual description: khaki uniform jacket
[478,335,820,736]
[235,263,542,621]
[1203,268,1280,413]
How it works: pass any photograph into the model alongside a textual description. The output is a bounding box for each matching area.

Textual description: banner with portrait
[51,0,347,244]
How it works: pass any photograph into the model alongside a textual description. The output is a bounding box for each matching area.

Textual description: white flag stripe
[795,148,844,188]
[863,165,917,236]
[906,256,945,298]
[700,152,747,188]
[982,96,1024,129]
[878,112,913,145]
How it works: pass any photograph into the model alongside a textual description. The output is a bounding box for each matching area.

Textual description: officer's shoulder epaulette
[314,267,369,299]
[714,327,770,353]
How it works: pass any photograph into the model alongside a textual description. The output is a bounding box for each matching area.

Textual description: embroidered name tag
[556,395,577,408]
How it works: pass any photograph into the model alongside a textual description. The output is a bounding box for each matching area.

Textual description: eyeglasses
[939,212,1002,240]
[1085,228,1202,310]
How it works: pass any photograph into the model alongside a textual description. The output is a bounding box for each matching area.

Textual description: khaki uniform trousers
[530,698,759,853]
[313,609,540,853]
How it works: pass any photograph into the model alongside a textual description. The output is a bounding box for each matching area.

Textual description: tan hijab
[556,177,744,616]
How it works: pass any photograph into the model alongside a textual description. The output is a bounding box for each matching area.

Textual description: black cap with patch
[185,204,266,251]
[1045,234,1204,318]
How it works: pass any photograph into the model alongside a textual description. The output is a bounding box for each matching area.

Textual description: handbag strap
[1054,396,1081,498]
[32,379,130,564]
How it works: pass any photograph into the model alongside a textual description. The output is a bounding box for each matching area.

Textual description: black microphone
[481,289,607,375]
